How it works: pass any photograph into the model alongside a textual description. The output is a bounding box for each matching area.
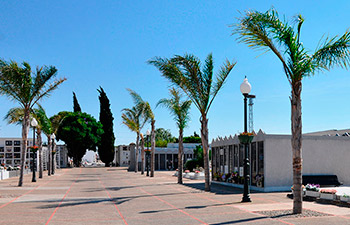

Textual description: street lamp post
[240,77,255,202]
[146,130,151,176]
[31,118,38,182]
[51,133,56,175]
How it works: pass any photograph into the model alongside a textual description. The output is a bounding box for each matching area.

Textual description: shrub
[184,159,200,171]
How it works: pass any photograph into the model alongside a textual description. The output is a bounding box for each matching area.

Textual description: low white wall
[1,170,9,180]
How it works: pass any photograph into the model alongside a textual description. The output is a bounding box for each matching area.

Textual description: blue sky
[1,1,350,145]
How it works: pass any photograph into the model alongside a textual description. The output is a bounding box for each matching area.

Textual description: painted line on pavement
[124,179,209,225]
[98,178,128,225]
[0,168,70,209]
[168,184,294,225]
[45,168,81,225]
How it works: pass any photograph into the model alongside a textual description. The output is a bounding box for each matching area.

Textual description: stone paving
[0,167,350,224]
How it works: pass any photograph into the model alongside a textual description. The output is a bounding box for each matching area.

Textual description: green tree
[97,87,115,166]
[0,60,66,186]
[73,92,81,112]
[49,111,69,173]
[233,9,350,213]
[149,53,236,191]
[56,112,103,166]
[157,88,191,184]
[154,128,176,146]
[183,134,201,143]
[126,89,156,176]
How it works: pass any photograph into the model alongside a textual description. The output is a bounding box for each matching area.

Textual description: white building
[211,129,350,192]
[114,144,134,167]
[128,143,199,171]
[0,137,68,170]
[0,138,34,167]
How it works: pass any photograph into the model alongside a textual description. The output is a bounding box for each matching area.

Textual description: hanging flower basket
[30,146,39,153]
[52,150,57,155]
[238,132,255,144]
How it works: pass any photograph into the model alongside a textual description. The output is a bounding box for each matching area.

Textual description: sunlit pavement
[0,167,349,225]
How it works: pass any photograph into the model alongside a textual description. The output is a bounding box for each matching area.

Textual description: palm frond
[148,57,202,111]
[4,107,25,125]
[31,77,66,107]
[207,59,236,114]
[50,111,70,134]
[312,31,350,72]
[233,9,294,80]
[157,88,191,130]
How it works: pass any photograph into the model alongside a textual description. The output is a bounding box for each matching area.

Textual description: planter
[238,135,254,144]
[340,196,350,202]
[320,193,336,201]
[305,190,320,198]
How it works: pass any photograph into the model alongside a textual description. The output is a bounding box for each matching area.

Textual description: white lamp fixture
[146,130,150,136]
[51,133,56,140]
[240,77,251,95]
[31,117,38,127]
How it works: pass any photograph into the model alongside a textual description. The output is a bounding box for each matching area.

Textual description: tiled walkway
[0,167,349,224]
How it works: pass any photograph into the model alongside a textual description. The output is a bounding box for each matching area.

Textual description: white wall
[303,137,350,185]
[265,135,350,190]
[265,137,293,189]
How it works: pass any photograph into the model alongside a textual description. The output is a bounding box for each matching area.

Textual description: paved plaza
[0,168,350,225]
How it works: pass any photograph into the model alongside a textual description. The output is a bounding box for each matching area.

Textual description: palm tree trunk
[140,134,145,175]
[291,82,303,214]
[178,128,184,184]
[135,133,139,173]
[47,136,51,176]
[37,129,43,178]
[150,120,155,177]
[200,115,210,192]
[18,108,30,187]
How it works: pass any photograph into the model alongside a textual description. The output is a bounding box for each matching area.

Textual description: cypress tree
[73,92,82,112]
[97,87,115,166]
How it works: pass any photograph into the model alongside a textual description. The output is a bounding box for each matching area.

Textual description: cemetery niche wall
[211,129,350,192]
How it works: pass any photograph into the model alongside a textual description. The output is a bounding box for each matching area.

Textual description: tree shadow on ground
[210,216,268,225]
[36,191,188,209]
[182,182,260,195]
[140,201,254,214]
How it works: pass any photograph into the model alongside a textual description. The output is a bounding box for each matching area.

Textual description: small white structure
[114,144,135,167]
[211,129,350,192]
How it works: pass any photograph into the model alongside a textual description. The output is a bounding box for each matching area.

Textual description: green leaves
[233,8,350,87]
[0,60,66,108]
[157,88,192,130]
[149,53,235,116]
[312,31,350,71]
[56,112,103,163]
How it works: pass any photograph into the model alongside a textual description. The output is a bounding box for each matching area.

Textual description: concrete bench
[302,175,343,187]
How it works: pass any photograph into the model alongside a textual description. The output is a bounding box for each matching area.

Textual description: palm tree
[157,88,191,184]
[48,111,69,174]
[149,53,236,191]
[121,106,142,173]
[127,89,156,177]
[4,107,45,178]
[0,60,66,186]
[233,9,350,213]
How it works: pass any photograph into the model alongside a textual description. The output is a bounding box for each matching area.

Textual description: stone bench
[303,175,343,187]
